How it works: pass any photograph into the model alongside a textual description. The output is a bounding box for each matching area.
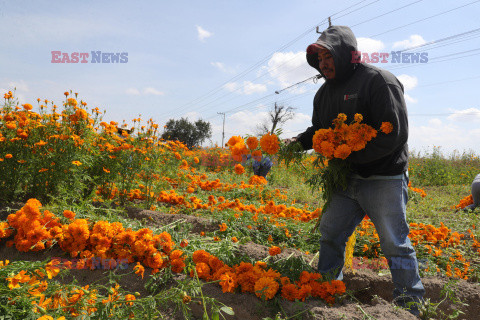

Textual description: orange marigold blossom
[234,163,245,174]
[62,210,75,219]
[246,136,259,150]
[259,133,280,155]
[268,246,281,256]
[134,262,145,279]
[380,121,393,134]
[254,277,279,300]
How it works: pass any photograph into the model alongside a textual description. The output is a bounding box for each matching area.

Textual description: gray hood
[306,25,358,83]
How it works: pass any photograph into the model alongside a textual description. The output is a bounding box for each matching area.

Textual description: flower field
[1,91,480,319]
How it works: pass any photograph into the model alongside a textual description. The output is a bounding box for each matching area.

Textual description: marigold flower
[5,154,13,159]
[63,210,75,220]
[281,283,299,301]
[254,277,279,300]
[251,149,262,161]
[259,133,280,155]
[354,113,363,123]
[231,236,238,243]
[334,144,352,160]
[219,223,227,232]
[22,103,33,110]
[234,163,245,175]
[268,246,281,256]
[194,157,200,164]
[72,160,82,166]
[380,122,393,134]
[246,136,259,150]
[134,262,145,279]
[219,271,237,293]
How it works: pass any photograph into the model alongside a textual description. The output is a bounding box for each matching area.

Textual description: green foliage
[409,147,480,186]
[161,117,212,148]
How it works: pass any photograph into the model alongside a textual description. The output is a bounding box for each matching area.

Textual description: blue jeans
[318,172,425,299]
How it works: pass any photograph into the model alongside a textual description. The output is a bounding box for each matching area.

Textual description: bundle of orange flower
[226,134,279,164]
[455,194,473,210]
[190,250,345,303]
[312,113,392,160]
[3,199,185,273]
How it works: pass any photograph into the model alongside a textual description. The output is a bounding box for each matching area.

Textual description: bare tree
[256,103,295,136]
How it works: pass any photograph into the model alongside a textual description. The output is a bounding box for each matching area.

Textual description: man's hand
[283,137,297,145]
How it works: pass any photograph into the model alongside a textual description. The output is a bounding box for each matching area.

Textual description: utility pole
[217,112,226,148]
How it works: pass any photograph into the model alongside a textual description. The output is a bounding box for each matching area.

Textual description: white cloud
[410,122,480,154]
[397,74,418,103]
[397,74,418,91]
[357,37,385,53]
[196,25,213,42]
[143,87,164,95]
[223,81,267,95]
[393,35,426,50]
[126,88,140,95]
[428,118,442,126]
[447,108,480,122]
[265,51,319,93]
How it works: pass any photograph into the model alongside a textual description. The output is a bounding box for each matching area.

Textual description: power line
[162,0,381,120]
[368,0,480,38]
[350,0,424,28]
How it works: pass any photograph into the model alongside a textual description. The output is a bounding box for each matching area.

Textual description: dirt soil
[1,207,480,319]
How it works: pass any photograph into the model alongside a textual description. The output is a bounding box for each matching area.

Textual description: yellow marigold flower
[72,160,82,166]
[354,113,363,123]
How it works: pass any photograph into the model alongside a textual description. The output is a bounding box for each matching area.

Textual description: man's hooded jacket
[296,25,409,177]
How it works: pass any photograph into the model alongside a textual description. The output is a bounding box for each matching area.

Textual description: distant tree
[256,103,295,136]
[161,118,212,148]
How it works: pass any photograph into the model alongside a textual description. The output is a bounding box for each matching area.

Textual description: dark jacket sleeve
[347,79,408,165]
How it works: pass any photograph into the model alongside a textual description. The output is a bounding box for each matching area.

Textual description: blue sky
[1,0,480,155]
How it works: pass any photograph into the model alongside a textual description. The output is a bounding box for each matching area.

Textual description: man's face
[317,47,335,79]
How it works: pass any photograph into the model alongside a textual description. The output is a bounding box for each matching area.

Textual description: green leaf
[220,306,235,315]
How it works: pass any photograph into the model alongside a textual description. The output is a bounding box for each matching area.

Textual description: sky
[1,0,480,155]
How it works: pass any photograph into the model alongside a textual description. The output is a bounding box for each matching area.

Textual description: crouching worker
[464,173,480,211]
[287,25,425,316]
[245,154,273,178]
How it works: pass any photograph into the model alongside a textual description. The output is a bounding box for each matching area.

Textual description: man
[289,25,425,315]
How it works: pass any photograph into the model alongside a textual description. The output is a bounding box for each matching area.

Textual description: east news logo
[51,51,128,63]
[351,51,428,64]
